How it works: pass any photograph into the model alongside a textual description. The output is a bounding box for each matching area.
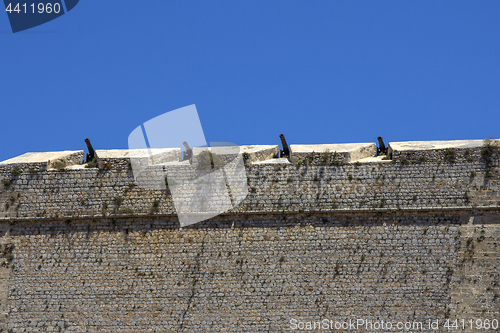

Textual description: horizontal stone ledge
[0,150,84,170]
[350,156,392,164]
[387,139,499,163]
[389,139,485,152]
[240,145,279,164]
[1,139,496,170]
[252,157,291,165]
[97,145,279,169]
[191,145,279,167]
[289,143,377,165]
[96,148,180,160]
[1,205,499,224]
[96,148,181,170]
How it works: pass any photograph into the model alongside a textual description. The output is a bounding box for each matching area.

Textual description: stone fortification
[0,139,498,332]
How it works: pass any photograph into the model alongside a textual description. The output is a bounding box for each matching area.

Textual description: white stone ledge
[96,148,181,163]
[290,143,377,162]
[0,151,84,168]
[388,139,486,153]
[350,156,392,164]
[252,158,291,165]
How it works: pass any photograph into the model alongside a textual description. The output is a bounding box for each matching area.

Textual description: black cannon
[85,138,97,163]
[279,134,290,158]
[377,136,387,155]
[182,141,193,160]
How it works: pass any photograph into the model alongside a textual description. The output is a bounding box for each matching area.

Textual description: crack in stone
[178,231,207,331]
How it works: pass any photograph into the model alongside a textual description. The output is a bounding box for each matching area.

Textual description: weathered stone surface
[389,139,485,152]
[388,139,500,165]
[0,140,498,219]
[290,142,377,165]
[351,155,392,164]
[96,148,180,161]
[0,139,498,332]
[252,157,291,165]
[450,221,500,321]
[97,148,180,168]
[0,213,497,332]
[0,150,84,170]
[239,145,279,164]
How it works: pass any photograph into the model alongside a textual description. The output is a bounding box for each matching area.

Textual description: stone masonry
[0,139,498,332]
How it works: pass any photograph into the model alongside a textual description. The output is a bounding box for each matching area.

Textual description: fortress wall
[0,212,497,332]
[0,140,498,332]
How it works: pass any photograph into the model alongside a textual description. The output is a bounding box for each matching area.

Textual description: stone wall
[0,212,497,332]
[0,139,498,332]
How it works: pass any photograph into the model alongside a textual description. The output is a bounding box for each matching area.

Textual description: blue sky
[1,1,499,161]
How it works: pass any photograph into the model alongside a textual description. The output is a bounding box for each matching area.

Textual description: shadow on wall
[0,211,478,238]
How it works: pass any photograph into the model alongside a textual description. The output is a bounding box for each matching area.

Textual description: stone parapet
[0,150,84,172]
[290,142,376,166]
[0,139,498,221]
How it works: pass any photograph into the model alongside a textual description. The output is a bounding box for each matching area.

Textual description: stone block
[388,139,485,154]
[387,139,494,163]
[252,157,291,165]
[239,145,279,164]
[0,150,84,170]
[96,148,181,170]
[290,143,377,164]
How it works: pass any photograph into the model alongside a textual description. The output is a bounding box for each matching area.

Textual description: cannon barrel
[84,138,96,163]
[279,134,290,158]
[182,141,193,160]
[377,136,387,155]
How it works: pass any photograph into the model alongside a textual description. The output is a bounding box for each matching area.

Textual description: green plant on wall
[52,160,67,170]
[320,149,330,162]
[11,167,22,175]
[151,200,160,213]
[482,138,499,179]
[85,157,98,169]
[443,148,456,163]
[113,196,123,207]
[328,151,344,166]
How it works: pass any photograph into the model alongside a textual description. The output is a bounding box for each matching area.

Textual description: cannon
[377,136,387,155]
[279,134,290,158]
[182,141,193,160]
[84,138,97,163]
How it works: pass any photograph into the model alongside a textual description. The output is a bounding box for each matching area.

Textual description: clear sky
[1,1,499,161]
